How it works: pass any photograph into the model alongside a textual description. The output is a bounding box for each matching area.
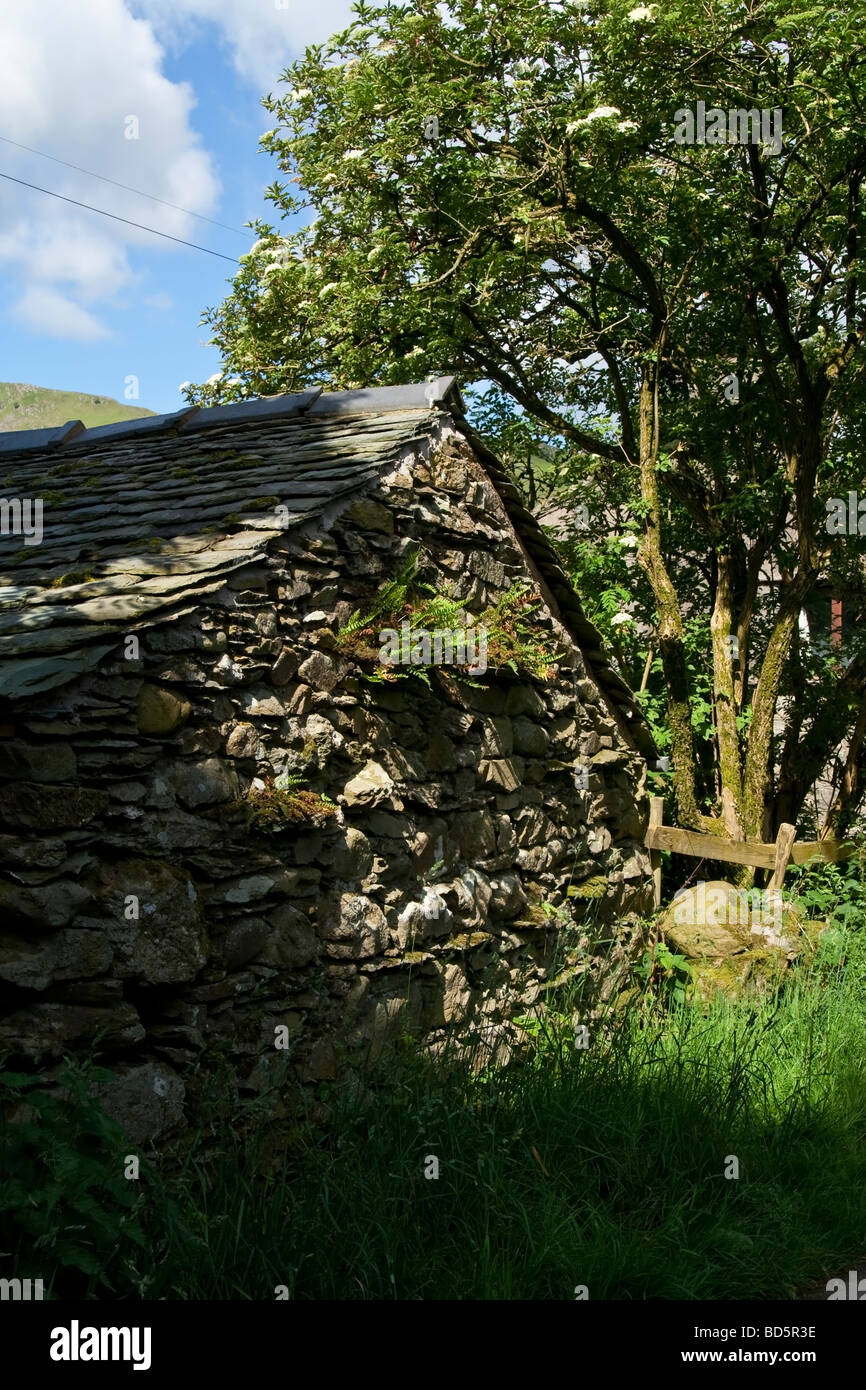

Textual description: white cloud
[13,287,111,341]
[0,0,363,346]
[133,0,360,89]
[0,0,220,341]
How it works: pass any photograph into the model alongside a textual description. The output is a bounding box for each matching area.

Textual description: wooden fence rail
[644,797,855,909]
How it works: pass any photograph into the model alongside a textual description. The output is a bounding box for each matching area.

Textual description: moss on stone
[49,569,97,588]
[240,496,280,512]
[567,874,607,900]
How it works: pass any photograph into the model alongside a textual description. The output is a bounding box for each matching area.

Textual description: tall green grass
[3,912,866,1300]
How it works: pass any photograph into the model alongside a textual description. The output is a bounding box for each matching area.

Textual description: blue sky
[0,0,356,415]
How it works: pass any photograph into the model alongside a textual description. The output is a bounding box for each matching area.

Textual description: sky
[0,0,358,415]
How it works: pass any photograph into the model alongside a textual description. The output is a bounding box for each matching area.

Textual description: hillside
[0,382,155,432]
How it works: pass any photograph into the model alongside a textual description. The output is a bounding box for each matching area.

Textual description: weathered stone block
[226,722,262,758]
[504,685,546,718]
[512,717,549,757]
[222,917,270,968]
[297,651,343,692]
[260,904,319,968]
[344,761,394,807]
[331,827,374,879]
[478,758,524,792]
[317,893,387,958]
[136,684,192,735]
[0,878,92,930]
[344,499,394,533]
[93,1062,185,1143]
[0,783,108,830]
[0,741,77,782]
[480,716,514,758]
[270,647,299,685]
[93,859,207,985]
[0,928,111,990]
[0,1001,144,1062]
[170,758,238,808]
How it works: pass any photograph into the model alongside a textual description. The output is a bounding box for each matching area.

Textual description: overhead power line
[0,170,240,262]
[0,133,253,238]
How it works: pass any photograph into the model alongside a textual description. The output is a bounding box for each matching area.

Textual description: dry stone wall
[0,432,652,1141]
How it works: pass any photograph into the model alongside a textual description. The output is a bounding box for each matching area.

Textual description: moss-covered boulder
[661,880,801,960]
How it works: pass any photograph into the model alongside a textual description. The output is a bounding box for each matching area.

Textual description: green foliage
[633,937,692,1011]
[786,849,866,932]
[482,585,560,680]
[0,1058,148,1297]
[336,547,422,647]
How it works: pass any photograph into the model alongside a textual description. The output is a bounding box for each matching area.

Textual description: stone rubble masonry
[0,436,652,1143]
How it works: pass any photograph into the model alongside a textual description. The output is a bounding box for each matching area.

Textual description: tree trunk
[710,551,745,837]
[741,589,802,838]
[634,365,704,829]
[821,684,866,838]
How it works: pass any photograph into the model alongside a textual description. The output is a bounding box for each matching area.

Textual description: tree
[190,0,866,840]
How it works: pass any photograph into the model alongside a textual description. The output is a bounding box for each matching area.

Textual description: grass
[4,902,866,1301]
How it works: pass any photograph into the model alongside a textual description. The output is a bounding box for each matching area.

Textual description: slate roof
[0,377,654,758]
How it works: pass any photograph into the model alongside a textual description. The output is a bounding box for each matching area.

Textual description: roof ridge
[0,376,462,459]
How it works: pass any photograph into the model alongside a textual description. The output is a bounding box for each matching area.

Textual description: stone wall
[0,432,652,1140]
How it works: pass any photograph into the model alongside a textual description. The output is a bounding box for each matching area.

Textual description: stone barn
[0,378,654,1140]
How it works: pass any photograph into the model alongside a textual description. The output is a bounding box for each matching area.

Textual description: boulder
[92,1062,185,1143]
[662,881,798,959]
[136,684,191,735]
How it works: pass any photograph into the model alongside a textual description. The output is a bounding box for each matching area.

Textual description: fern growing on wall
[335,546,560,684]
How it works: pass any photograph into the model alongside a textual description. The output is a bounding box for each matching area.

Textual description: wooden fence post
[649,796,664,910]
[768,822,797,895]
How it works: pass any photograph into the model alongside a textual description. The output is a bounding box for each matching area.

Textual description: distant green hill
[0,383,155,433]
